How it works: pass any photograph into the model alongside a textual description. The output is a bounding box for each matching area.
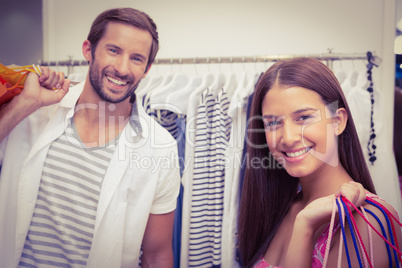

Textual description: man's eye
[131,57,143,63]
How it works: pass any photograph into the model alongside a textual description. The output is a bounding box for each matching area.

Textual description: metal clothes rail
[39,51,379,73]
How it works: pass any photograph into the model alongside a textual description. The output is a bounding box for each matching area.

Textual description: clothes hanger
[165,74,202,115]
[205,58,225,96]
[335,70,347,85]
[209,72,226,96]
[334,60,347,85]
[134,76,150,98]
[355,70,370,89]
[347,58,359,88]
[161,72,174,86]
[188,72,214,103]
[178,58,215,114]
[223,59,238,101]
[227,71,247,118]
[341,62,355,98]
[135,74,164,99]
[136,75,150,92]
[148,72,189,107]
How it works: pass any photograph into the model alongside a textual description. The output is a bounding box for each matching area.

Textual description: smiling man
[0,8,180,268]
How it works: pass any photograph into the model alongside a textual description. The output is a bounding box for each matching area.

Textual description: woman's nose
[280,122,301,147]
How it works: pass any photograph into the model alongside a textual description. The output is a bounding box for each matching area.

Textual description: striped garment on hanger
[188,87,232,267]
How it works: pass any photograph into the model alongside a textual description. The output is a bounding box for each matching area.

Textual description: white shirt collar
[59,81,145,139]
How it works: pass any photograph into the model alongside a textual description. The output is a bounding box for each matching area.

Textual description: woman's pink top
[252,193,380,268]
[252,222,339,268]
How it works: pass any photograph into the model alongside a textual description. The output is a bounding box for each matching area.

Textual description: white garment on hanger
[241,73,260,100]
[221,72,260,268]
[355,70,369,89]
[223,72,238,101]
[347,69,359,88]
[186,72,215,104]
[135,74,164,99]
[180,72,214,268]
[227,72,248,119]
[221,71,248,268]
[346,71,377,165]
[134,75,149,98]
[341,75,353,98]
[161,72,175,86]
[165,75,202,115]
[210,72,226,96]
[148,73,189,109]
[335,69,347,85]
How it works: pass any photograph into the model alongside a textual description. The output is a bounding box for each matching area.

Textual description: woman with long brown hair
[238,57,401,267]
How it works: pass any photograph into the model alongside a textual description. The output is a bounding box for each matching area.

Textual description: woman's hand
[283,181,367,268]
[296,181,366,231]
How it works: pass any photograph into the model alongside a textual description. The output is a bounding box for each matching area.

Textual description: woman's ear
[332,108,348,136]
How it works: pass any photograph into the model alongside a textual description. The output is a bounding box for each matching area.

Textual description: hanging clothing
[188,87,232,267]
[180,73,215,268]
[141,92,187,268]
[221,73,260,268]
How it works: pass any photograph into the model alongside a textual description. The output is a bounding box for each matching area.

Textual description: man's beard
[88,60,140,103]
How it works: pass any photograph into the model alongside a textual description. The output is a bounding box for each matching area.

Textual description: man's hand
[18,66,70,109]
[0,67,70,142]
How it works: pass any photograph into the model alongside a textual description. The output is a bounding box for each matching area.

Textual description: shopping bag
[0,79,23,105]
[0,63,28,87]
[0,63,40,105]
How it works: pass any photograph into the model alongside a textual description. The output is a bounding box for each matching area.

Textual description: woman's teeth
[285,147,311,158]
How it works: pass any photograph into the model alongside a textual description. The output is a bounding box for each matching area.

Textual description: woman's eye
[267,121,279,126]
[264,121,280,130]
[298,115,313,121]
[109,48,117,54]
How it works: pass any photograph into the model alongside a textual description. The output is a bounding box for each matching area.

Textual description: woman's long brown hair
[238,57,376,267]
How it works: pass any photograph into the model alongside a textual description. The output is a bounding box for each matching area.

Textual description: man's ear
[332,108,348,136]
[82,40,92,62]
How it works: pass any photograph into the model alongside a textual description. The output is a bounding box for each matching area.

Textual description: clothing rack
[39,51,379,74]
[152,52,373,70]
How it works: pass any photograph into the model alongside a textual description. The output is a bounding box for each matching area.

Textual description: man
[0,8,180,267]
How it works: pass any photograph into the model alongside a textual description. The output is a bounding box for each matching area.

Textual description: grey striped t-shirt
[18,119,116,267]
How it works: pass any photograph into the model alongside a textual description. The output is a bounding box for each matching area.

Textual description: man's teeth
[286,147,310,158]
[106,75,128,86]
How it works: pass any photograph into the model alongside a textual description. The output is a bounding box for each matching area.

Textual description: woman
[238,57,401,267]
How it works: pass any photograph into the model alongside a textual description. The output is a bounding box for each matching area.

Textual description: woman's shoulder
[363,191,399,217]
[355,191,400,225]
[351,191,401,266]
[332,191,402,267]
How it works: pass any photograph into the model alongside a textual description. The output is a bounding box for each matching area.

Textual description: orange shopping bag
[0,77,22,105]
[0,63,41,106]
